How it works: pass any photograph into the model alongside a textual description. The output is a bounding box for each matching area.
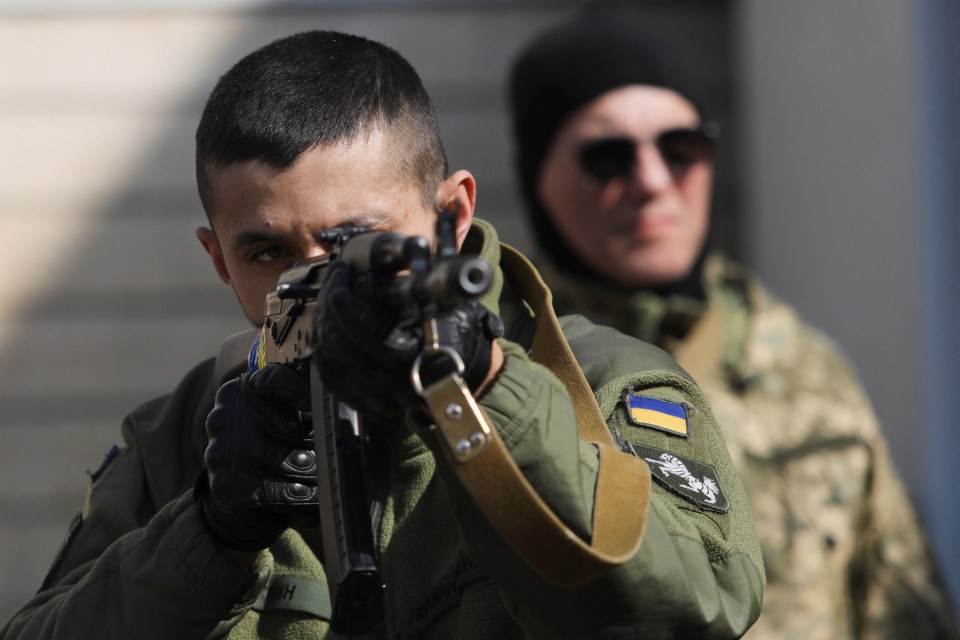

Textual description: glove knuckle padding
[281,448,317,476]
[264,479,317,505]
[198,364,318,551]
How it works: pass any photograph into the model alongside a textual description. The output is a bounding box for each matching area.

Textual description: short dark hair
[196,30,448,217]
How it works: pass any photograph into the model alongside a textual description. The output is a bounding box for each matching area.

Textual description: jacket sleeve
[0,367,273,640]
[0,445,271,640]
[432,331,765,639]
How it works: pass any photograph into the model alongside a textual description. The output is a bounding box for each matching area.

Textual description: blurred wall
[915,0,960,613]
[739,0,923,491]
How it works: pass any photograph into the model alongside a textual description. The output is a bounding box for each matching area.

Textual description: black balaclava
[509,7,711,299]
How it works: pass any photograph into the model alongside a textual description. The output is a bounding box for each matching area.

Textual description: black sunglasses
[576,122,719,183]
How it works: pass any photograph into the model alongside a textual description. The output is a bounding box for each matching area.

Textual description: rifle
[256,209,492,635]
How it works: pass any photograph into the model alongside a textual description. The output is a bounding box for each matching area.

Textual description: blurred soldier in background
[508,9,958,639]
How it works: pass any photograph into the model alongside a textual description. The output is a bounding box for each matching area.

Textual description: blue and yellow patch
[622,392,689,437]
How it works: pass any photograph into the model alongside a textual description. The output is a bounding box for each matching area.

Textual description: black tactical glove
[311,260,503,417]
[197,364,318,552]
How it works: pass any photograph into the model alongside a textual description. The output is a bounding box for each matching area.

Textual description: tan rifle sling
[424,244,651,588]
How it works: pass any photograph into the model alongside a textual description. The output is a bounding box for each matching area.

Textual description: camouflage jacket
[542,252,958,640]
[1,223,764,640]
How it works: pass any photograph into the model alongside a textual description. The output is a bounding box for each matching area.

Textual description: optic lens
[577,137,636,182]
[657,126,716,167]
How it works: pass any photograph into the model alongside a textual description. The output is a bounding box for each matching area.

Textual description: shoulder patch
[622,391,689,438]
[627,443,729,512]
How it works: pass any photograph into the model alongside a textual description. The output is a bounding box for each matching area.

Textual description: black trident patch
[627,443,729,512]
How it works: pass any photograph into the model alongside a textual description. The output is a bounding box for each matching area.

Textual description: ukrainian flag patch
[623,392,689,438]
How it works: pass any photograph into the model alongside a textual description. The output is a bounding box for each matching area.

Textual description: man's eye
[249,246,292,263]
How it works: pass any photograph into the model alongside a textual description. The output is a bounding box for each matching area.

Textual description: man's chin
[616,255,693,290]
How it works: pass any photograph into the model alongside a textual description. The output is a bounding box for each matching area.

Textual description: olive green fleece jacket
[1,220,764,639]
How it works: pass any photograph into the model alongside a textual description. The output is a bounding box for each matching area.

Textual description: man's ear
[435,169,477,250]
[196,226,232,286]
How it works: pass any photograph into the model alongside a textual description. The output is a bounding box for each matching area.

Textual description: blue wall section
[916,0,960,617]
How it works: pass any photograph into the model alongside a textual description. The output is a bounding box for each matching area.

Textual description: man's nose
[626,143,673,198]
